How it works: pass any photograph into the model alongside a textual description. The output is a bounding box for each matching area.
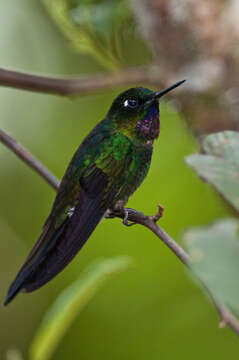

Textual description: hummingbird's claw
[105,205,137,226]
[122,208,137,227]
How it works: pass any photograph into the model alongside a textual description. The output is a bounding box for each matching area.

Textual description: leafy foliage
[42,0,133,70]
[186,131,239,212]
[184,130,239,321]
[29,256,131,360]
[184,219,239,317]
[6,256,131,360]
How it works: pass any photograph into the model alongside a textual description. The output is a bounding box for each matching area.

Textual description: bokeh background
[0,1,238,359]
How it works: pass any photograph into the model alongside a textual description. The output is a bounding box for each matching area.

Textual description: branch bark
[0,129,59,190]
[0,67,168,97]
[1,128,239,336]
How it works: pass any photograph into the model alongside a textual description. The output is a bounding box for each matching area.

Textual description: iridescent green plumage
[4,81,185,305]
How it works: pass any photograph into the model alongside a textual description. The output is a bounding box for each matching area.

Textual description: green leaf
[71,2,120,37]
[186,131,239,211]
[41,0,131,70]
[29,256,132,360]
[184,219,239,317]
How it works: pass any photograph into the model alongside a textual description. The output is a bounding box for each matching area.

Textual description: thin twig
[0,129,59,190]
[111,206,190,265]
[0,67,166,96]
[1,129,239,336]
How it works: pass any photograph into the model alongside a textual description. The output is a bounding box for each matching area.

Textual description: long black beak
[154,79,186,99]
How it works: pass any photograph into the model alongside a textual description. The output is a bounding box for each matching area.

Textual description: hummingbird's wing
[4,129,131,305]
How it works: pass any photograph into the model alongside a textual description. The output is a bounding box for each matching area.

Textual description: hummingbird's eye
[123,98,138,109]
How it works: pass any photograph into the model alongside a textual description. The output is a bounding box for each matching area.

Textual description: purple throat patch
[136,106,160,140]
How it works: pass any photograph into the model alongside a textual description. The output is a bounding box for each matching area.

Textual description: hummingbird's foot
[107,203,137,226]
[106,200,126,220]
[122,208,137,227]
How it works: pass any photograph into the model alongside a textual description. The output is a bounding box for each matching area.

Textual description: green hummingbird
[4,80,185,305]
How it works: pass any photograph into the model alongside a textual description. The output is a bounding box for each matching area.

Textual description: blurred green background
[0,1,238,359]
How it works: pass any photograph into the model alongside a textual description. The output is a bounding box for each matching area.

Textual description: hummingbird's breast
[114,143,153,204]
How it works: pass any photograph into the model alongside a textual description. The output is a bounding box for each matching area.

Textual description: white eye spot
[123,98,138,108]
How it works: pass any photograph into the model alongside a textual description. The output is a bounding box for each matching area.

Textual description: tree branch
[0,129,59,190]
[1,128,239,336]
[0,67,167,97]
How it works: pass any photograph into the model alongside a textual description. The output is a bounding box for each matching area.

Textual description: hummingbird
[4,80,185,305]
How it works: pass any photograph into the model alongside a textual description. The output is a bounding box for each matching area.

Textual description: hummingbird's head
[108,80,185,143]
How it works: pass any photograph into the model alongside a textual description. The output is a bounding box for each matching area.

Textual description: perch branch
[1,129,239,336]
